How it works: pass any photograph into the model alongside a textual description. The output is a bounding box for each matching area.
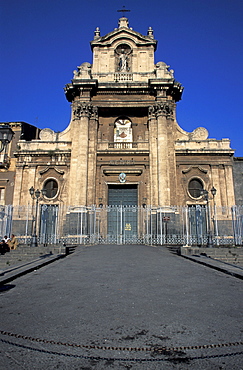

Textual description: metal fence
[1,204,242,246]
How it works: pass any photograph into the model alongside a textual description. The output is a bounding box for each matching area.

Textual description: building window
[43,179,58,199]
[188,178,203,199]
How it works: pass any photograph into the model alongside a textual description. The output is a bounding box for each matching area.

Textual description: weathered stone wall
[233,158,243,205]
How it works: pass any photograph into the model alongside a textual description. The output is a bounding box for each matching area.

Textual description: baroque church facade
[2,16,239,244]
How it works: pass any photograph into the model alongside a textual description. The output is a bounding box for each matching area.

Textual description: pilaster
[87,107,98,205]
[69,102,94,206]
[218,165,228,209]
[211,165,221,206]
[225,164,235,207]
[153,102,174,206]
[13,163,38,207]
[166,103,177,205]
[148,107,158,206]
[12,164,25,208]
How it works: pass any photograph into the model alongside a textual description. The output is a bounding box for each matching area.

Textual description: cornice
[175,149,235,156]
[14,150,71,158]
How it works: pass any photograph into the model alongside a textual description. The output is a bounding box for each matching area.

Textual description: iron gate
[3,204,243,246]
[107,205,139,244]
[107,185,138,244]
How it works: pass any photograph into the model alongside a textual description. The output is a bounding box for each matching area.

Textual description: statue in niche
[115,44,132,72]
[119,50,128,71]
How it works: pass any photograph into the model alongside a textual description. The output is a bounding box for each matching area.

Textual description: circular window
[43,179,58,199]
[188,178,203,199]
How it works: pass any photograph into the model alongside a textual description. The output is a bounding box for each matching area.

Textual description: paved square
[0,245,242,369]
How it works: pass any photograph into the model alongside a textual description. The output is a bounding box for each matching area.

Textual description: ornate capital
[149,102,174,119]
[148,105,156,119]
[90,105,98,121]
[72,102,97,120]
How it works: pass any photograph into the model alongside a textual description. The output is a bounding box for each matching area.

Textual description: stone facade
[6,16,238,240]
[0,122,38,206]
[233,158,243,205]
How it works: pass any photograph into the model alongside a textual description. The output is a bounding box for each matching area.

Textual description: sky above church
[1,0,243,156]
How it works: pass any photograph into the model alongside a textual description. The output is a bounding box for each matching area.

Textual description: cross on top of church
[117,6,130,17]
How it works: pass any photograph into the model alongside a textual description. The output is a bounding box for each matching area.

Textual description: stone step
[215,258,243,263]
[206,254,243,261]
[0,255,47,262]
[207,253,243,260]
[0,254,50,269]
[180,246,243,267]
[0,245,68,270]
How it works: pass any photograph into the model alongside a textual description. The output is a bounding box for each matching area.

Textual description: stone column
[87,106,98,205]
[166,103,177,205]
[154,103,174,206]
[148,106,158,206]
[69,102,93,206]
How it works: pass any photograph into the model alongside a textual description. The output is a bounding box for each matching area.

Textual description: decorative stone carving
[148,105,156,119]
[94,27,100,39]
[39,166,65,175]
[119,172,126,183]
[182,166,208,174]
[118,16,129,28]
[191,127,209,140]
[156,62,174,79]
[147,26,154,38]
[39,128,55,141]
[72,102,96,120]
[114,118,132,144]
[90,105,98,120]
[149,103,174,119]
[73,62,91,79]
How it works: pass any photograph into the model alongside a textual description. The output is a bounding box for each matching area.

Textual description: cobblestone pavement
[0,244,242,369]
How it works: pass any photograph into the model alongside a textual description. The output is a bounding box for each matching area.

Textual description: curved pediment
[182,166,208,175]
[91,27,157,50]
[91,16,157,51]
[39,166,64,175]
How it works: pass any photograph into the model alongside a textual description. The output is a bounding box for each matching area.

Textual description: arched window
[188,178,203,199]
[43,179,58,199]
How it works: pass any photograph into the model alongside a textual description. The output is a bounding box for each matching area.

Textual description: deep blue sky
[1,0,243,156]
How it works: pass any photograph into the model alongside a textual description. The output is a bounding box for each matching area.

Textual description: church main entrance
[107,185,138,244]
[108,184,138,207]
